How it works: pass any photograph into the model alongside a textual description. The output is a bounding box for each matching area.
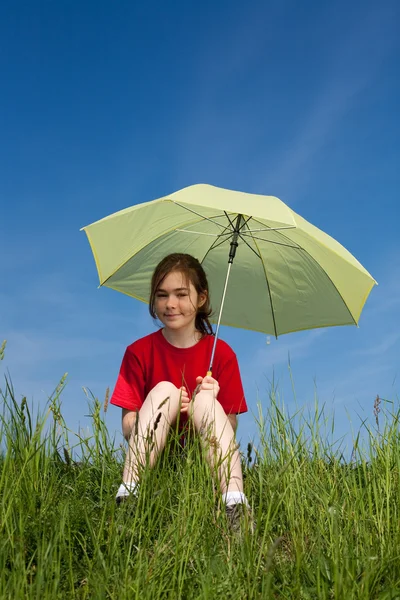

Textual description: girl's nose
[166,296,176,308]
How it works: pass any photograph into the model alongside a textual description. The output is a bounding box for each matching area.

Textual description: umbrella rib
[236,233,262,259]
[223,211,236,230]
[223,211,252,232]
[249,215,281,230]
[171,201,228,231]
[175,229,230,238]
[194,213,253,268]
[200,224,262,264]
[238,215,253,231]
[199,230,234,263]
[241,232,301,250]
[296,250,358,326]
[249,216,299,236]
[244,223,278,339]
[244,220,298,237]
[199,216,240,259]
[244,226,296,233]
[246,218,358,326]
[239,215,301,249]
[100,212,227,285]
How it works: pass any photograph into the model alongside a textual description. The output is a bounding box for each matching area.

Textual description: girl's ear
[198,291,207,308]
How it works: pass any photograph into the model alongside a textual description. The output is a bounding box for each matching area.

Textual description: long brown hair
[149,253,214,336]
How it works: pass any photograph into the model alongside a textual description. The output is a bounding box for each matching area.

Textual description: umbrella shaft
[228,214,243,264]
[209,214,243,373]
[208,261,233,373]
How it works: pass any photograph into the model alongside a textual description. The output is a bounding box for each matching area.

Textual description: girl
[110,253,252,532]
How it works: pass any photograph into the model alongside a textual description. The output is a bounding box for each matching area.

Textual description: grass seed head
[103,387,110,412]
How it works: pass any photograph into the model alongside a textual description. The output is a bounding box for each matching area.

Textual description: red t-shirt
[110,329,247,418]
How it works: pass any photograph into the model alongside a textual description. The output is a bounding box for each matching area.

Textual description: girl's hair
[149,253,214,336]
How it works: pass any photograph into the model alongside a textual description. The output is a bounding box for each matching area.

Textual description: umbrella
[81,184,377,373]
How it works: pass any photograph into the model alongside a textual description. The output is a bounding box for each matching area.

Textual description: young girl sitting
[110,253,253,532]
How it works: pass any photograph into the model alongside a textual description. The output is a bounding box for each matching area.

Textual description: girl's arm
[122,408,138,442]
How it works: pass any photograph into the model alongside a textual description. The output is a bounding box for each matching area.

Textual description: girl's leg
[189,393,244,495]
[122,381,183,485]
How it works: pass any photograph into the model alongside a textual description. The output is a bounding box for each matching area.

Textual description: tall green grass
[0,349,399,598]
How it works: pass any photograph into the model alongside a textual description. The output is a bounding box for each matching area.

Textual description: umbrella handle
[192,371,213,401]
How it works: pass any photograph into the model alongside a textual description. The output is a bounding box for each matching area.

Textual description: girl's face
[154,270,206,332]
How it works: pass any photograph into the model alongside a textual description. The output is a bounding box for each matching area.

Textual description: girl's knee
[190,392,222,420]
[152,381,177,396]
[148,381,181,410]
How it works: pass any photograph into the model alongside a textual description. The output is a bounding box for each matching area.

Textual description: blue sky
[1,0,399,457]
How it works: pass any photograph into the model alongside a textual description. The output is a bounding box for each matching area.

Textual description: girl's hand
[194,375,220,399]
[179,386,191,413]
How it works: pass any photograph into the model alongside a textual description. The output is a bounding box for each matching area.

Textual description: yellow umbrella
[81,184,377,372]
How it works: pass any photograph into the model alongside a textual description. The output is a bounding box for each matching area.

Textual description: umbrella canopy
[81,184,377,337]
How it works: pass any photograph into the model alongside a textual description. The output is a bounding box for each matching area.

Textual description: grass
[0,354,399,598]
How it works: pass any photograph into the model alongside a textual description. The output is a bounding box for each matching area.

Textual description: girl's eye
[156,293,187,298]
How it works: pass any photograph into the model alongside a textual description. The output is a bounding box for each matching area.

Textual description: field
[1,358,399,598]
